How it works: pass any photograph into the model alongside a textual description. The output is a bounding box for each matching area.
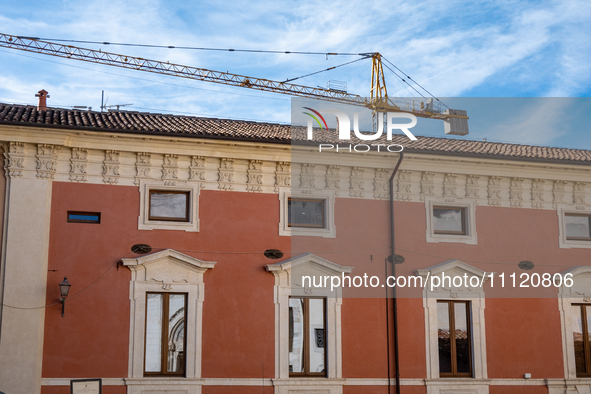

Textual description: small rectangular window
[67,211,101,224]
[433,207,466,235]
[572,304,591,377]
[148,191,190,222]
[288,297,326,377]
[438,300,472,377]
[288,198,325,229]
[565,214,591,241]
[145,292,187,376]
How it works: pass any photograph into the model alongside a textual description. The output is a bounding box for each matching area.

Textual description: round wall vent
[264,249,284,259]
[131,244,152,254]
[387,254,405,264]
[518,260,534,270]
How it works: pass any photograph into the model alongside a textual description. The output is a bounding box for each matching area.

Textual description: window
[417,259,489,385]
[138,181,200,232]
[572,304,591,377]
[425,197,477,244]
[67,211,100,224]
[279,188,336,238]
[144,293,187,376]
[565,214,591,241]
[148,191,190,222]
[437,300,472,377]
[288,297,326,377]
[288,198,325,229]
[433,207,466,235]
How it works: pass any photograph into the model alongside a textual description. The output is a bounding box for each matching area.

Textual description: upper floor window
[145,292,187,376]
[279,189,336,238]
[149,191,190,222]
[288,198,325,229]
[572,304,591,377]
[433,206,466,235]
[138,181,200,232]
[425,198,477,244]
[437,300,472,377]
[565,213,591,241]
[289,297,326,377]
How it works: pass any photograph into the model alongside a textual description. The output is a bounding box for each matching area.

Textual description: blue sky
[1,0,590,149]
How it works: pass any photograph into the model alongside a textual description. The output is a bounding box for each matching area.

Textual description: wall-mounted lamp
[59,277,71,317]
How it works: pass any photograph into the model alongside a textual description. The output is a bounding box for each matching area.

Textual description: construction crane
[0,33,469,135]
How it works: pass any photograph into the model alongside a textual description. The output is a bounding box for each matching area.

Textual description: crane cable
[21,36,367,56]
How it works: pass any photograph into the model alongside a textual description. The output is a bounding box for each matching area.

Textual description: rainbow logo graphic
[302,107,328,130]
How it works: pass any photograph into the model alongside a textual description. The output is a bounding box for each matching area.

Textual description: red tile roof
[1,103,590,164]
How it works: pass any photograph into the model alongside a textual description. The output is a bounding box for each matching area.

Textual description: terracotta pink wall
[43,181,578,381]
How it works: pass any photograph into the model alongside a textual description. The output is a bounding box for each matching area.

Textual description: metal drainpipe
[389,151,404,394]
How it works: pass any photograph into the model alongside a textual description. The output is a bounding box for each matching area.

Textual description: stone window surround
[278,188,336,238]
[266,253,352,394]
[557,204,591,249]
[416,260,491,394]
[425,196,477,245]
[557,265,591,384]
[122,249,215,393]
[138,180,200,232]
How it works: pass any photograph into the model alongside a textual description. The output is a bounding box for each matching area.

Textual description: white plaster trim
[557,265,591,379]
[266,254,353,383]
[557,204,591,249]
[40,377,570,386]
[122,249,216,380]
[416,260,492,381]
[425,196,477,245]
[278,187,336,238]
[138,179,200,232]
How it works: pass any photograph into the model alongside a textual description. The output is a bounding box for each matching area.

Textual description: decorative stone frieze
[443,173,458,200]
[161,154,179,186]
[349,167,365,198]
[509,178,524,208]
[574,182,586,207]
[465,175,480,199]
[275,161,291,192]
[36,144,60,180]
[553,180,568,207]
[102,150,120,185]
[299,163,316,193]
[373,168,390,200]
[487,176,502,206]
[396,170,412,201]
[218,158,234,190]
[246,160,263,193]
[189,156,206,188]
[531,179,545,209]
[326,165,341,196]
[421,171,436,200]
[70,148,88,182]
[135,152,152,185]
[3,142,25,178]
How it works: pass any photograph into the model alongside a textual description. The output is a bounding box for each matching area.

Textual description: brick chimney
[35,89,50,111]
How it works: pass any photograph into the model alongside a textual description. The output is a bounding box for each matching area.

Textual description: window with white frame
[122,249,215,386]
[266,253,352,385]
[557,265,591,381]
[557,205,591,249]
[138,180,200,232]
[279,188,335,238]
[425,197,477,245]
[416,259,490,387]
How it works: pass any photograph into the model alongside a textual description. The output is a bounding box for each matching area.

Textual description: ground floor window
[289,297,326,377]
[438,300,472,377]
[573,304,591,377]
[145,292,187,376]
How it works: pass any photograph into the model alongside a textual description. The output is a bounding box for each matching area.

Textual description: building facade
[0,103,590,394]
